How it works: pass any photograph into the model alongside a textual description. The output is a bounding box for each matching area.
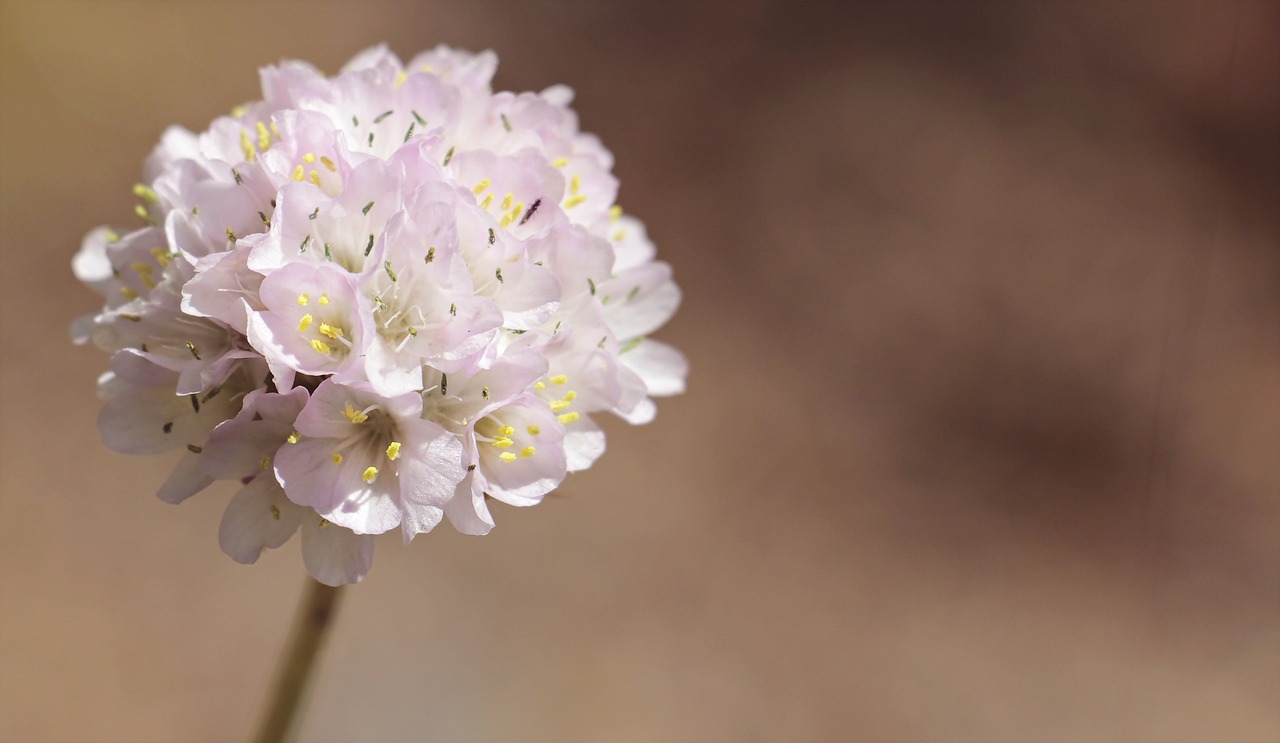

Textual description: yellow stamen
[609,205,623,221]
[526,425,540,436]
[331,452,343,464]
[550,374,568,385]
[491,438,514,449]
[302,152,317,163]
[134,204,151,221]
[613,230,627,241]
[395,70,408,88]
[534,381,546,390]
[256,121,271,151]
[500,193,513,210]
[563,390,577,402]
[520,446,536,458]
[552,157,570,168]
[240,130,256,162]
[318,323,343,340]
[297,293,310,306]
[270,122,281,140]
[308,170,321,186]
[260,456,271,470]
[120,287,139,300]
[569,174,581,196]
[499,425,515,437]
[479,193,492,210]
[472,178,491,195]
[298,313,313,332]
[150,247,172,267]
[362,466,378,483]
[133,183,159,203]
[291,165,305,181]
[231,104,249,118]
[342,404,368,424]
[287,432,300,444]
[310,339,333,355]
[386,441,401,460]
[564,194,587,208]
[550,400,571,412]
[320,156,336,172]
[318,293,330,305]
[498,452,517,463]
[557,412,580,424]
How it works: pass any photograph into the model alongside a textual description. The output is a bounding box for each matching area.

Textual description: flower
[72,45,687,586]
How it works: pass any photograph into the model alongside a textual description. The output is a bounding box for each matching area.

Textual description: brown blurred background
[2,2,1277,741]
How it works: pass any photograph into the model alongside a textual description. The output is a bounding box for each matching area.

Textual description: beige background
[2,2,1277,742]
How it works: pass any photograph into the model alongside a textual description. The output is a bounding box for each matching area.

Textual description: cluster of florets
[72,46,686,585]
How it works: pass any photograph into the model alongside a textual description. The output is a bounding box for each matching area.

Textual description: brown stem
[252,579,344,743]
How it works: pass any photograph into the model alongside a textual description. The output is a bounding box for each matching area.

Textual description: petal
[218,475,303,564]
[156,451,214,504]
[300,517,374,586]
[620,338,688,397]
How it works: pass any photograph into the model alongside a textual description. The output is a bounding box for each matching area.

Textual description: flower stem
[252,579,344,743]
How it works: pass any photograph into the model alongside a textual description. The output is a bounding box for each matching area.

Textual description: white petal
[156,452,214,504]
[218,475,303,564]
[300,518,374,586]
[620,339,688,397]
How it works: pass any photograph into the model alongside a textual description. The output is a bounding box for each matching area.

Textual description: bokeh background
[2,2,1277,741]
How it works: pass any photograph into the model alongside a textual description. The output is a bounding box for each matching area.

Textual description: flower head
[73,45,687,585]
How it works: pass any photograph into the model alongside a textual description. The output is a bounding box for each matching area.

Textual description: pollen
[563,390,577,402]
[569,174,581,196]
[298,313,313,332]
[500,425,515,437]
[318,323,343,339]
[527,425,540,436]
[331,452,343,465]
[342,404,368,424]
[550,400,570,412]
[552,157,570,168]
[498,452,517,463]
[609,205,623,221]
[256,121,271,151]
[472,178,491,195]
[557,412,581,424]
[318,293,330,305]
[362,466,379,483]
[291,165,305,181]
[302,152,317,163]
[386,441,401,460]
[534,381,546,390]
[521,446,536,458]
[564,194,587,209]
[550,374,568,385]
[320,156,337,172]
[491,438,514,449]
[310,339,333,355]
[287,432,300,444]
[297,293,310,306]
[308,170,321,185]
[240,130,256,162]
[500,193,513,211]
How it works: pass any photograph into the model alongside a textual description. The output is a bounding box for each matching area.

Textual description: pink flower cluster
[72,46,686,585]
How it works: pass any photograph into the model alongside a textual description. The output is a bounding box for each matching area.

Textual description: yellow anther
[421,63,434,73]
[308,170,321,185]
[472,179,491,195]
[550,374,568,385]
[552,157,570,168]
[550,400,571,412]
[564,194,587,208]
[320,156,336,172]
[287,432,300,444]
[133,183,159,203]
[491,437,514,449]
[563,390,577,402]
[231,104,249,118]
[291,165,305,181]
[557,412,581,424]
[120,287,138,300]
[298,313,313,332]
[297,293,310,306]
[331,452,343,464]
[134,204,151,221]
[269,504,281,520]
[270,122,281,140]
[613,230,627,241]
[498,452,517,463]
[499,425,515,437]
[500,193,513,210]
[150,247,172,267]
[104,229,120,242]
[480,193,492,210]
[500,213,514,228]
[534,381,546,390]
[609,205,623,221]
[386,441,401,460]
[362,466,378,483]
[318,323,343,340]
[239,130,256,161]
[342,404,368,424]
[256,121,271,151]
[395,70,408,88]
[302,152,317,163]
[260,456,271,470]
[569,174,581,196]
[310,339,333,355]
[520,446,536,458]
[526,425,540,436]
[318,293,330,305]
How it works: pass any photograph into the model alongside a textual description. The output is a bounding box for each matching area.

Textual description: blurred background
[1,2,1277,741]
